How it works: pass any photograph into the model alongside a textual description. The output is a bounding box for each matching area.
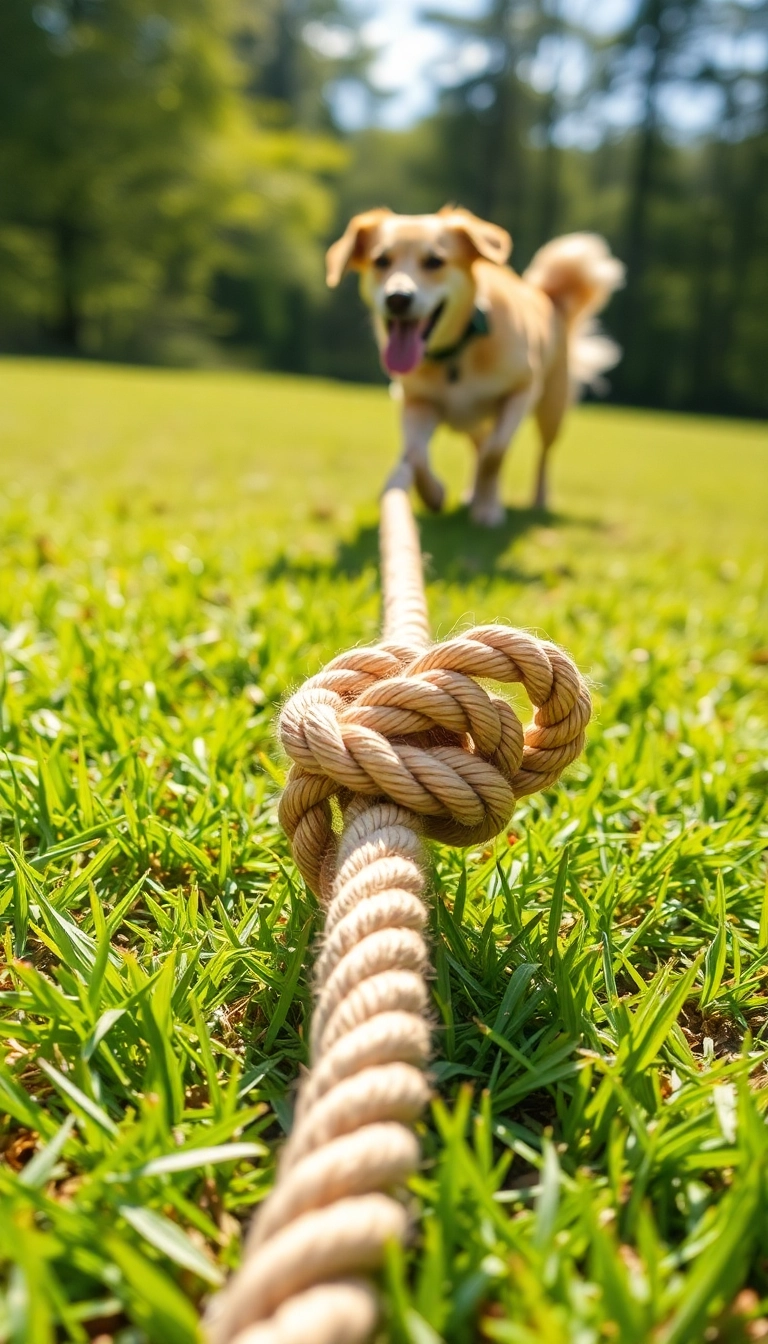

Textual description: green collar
[426,303,491,362]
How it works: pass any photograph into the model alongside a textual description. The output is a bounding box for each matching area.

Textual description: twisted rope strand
[380,485,430,647]
[206,799,431,1344]
[206,487,590,1344]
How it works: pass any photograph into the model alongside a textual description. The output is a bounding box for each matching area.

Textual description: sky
[306,0,768,144]
[322,0,639,130]
[354,0,489,128]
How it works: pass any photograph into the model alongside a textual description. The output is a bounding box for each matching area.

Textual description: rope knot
[278,625,591,894]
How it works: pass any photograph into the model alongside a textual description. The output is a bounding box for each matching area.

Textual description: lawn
[0,357,767,1344]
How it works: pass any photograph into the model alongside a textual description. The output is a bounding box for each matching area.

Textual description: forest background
[0,0,766,416]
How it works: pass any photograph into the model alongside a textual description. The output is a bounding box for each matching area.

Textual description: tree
[234,0,374,132]
[0,0,342,360]
[420,0,539,254]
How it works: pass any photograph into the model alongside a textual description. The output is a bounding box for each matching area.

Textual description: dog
[326,206,625,524]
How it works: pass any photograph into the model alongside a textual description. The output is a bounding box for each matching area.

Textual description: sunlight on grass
[0,358,767,1343]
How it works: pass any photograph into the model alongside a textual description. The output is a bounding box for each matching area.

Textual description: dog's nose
[385,290,414,317]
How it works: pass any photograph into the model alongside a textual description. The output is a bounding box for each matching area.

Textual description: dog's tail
[523,233,625,394]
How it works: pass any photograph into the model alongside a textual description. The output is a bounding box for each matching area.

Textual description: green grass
[0,357,766,1344]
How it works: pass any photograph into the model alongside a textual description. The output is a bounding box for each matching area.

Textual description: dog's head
[326,206,512,376]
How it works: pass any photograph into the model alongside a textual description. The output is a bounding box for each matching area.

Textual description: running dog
[326,206,624,524]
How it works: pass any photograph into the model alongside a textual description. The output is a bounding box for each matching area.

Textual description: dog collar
[425,303,491,363]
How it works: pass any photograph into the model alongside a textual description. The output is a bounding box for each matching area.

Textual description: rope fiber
[206,485,590,1344]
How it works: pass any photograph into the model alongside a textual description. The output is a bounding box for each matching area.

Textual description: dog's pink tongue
[384,321,425,375]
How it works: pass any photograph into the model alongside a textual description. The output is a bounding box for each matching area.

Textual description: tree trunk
[618,0,668,397]
[538,95,561,243]
[480,0,524,234]
[536,2,563,245]
[54,219,81,353]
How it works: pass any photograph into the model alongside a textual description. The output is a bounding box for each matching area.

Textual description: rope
[380,485,431,647]
[205,486,590,1344]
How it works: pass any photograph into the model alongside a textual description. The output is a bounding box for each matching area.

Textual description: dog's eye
[422,253,445,270]
[373,253,391,270]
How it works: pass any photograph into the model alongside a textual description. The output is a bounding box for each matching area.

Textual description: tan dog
[327,206,625,524]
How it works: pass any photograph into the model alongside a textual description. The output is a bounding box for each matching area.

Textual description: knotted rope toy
[206,485,591,1344]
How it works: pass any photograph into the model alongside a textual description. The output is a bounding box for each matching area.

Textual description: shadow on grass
[267,501,602,586]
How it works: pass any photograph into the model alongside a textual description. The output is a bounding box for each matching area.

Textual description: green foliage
[0,0,343,362]
[0,358,766,1340]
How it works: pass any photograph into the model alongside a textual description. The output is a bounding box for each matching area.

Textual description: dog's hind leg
[386,400,445,512]
[532,352,568,512]
[470,384,538,527]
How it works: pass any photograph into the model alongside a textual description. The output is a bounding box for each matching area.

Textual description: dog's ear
[439,206,512,265]
[326,209,393,288]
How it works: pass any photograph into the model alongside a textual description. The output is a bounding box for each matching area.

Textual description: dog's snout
[385,290,414,317]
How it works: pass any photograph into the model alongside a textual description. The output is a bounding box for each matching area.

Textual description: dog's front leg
[386,400,444,512]
[470,385,538,526]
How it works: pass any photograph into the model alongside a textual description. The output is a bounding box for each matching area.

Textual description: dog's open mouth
[384,301,445,376]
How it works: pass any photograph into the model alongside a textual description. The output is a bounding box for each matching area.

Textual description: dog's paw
[470,498,506,527]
